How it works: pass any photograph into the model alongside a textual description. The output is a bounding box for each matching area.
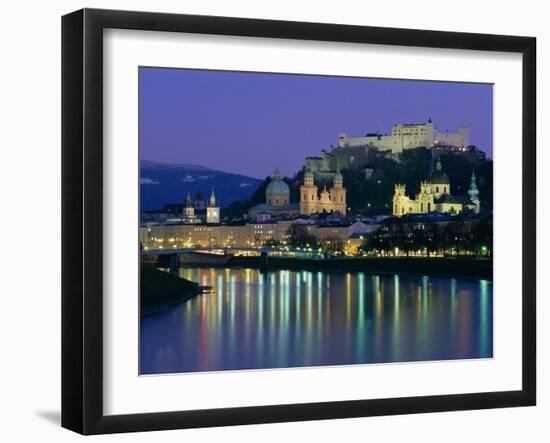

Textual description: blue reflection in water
[140,268,493,374]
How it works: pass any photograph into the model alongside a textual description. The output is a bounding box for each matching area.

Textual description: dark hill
[225,147,493,216]
[140,160,263,211]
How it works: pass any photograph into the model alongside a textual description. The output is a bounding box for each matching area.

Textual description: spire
[468,170,479,202]
[209,188,217,207]
[435,157,442,171]
[272,166,282,180]
[185,192,193,207]
[428,117,432,123]
[333,168,343,188]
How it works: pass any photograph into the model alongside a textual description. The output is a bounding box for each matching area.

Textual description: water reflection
[140,268,493,374]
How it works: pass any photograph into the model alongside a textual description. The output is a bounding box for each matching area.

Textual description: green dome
[266,179,290,196]
[431,158,450,184]
[430,171,450,184]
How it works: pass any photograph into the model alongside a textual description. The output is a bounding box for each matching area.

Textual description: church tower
[206,189,220,224]
[430,158,451,198]
[329,171,347,214]
[300,170,319,215]
[468,171,480,213]
[194,190,206,210]
[417,181,434,214]
[184,192,195,218]
[393,184,410,216]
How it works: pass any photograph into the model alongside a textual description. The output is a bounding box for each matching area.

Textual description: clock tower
[206,189,220,224]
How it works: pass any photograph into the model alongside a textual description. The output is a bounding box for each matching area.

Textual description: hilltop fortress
[305,119,470,176]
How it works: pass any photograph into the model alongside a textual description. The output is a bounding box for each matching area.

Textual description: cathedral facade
[299,170,347,215]
[248,167,347,218]
[392,159,480,217]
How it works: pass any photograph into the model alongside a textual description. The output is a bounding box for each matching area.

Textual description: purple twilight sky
[139,67,493,179]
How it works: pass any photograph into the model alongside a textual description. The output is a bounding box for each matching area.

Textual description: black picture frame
[62,8,536,435]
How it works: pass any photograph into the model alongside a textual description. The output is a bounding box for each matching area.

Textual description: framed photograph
[62,8,536,435]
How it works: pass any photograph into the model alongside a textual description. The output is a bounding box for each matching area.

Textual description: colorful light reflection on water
[140,268,493,374]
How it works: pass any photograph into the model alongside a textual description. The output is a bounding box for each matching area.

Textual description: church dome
[266,167,290,198]
[266,179,290,197]
[430,171,450,184]
[430,158,450,184]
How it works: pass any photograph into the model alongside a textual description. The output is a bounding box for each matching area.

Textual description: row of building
[141,157,483,250]
[140,209,490,255]
[140,213,378,252]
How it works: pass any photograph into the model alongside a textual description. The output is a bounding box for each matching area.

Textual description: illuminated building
[248,167,300,218]
[299,170,347,215]
[206,189,220,224]
[392,158,480,216]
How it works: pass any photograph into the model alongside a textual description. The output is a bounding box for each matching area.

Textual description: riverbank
[140,264,200,317]
[190,256,493,280]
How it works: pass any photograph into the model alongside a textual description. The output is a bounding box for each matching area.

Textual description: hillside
[140,160,263,211]
[225,147,493,216]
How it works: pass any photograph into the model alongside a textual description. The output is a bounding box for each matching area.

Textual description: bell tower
[468,171,480,213]
[206,189,220,224]
[184,192,195,218]
[300,170,318,215]
[393,184,409,216]
[329,171,347,214]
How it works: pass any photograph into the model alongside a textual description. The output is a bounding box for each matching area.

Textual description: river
[140,267,492,374]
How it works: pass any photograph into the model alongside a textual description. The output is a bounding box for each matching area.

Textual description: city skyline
[139,67,493,179]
